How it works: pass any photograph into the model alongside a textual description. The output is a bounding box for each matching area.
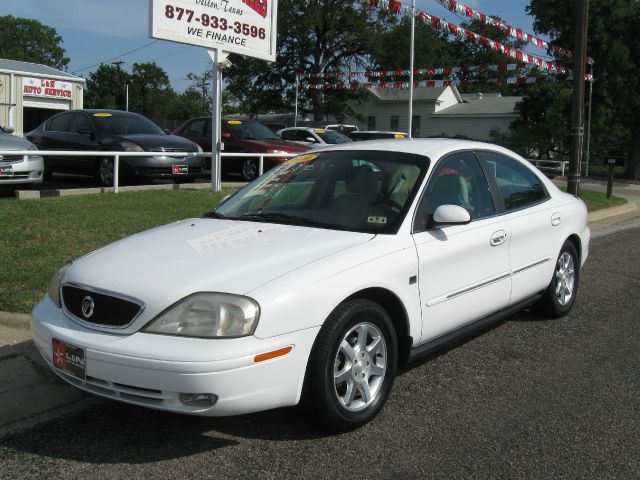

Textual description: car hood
[105,134,198,151]
[0,134,34,150]
[65,219,373,329]
[238,138,309,153]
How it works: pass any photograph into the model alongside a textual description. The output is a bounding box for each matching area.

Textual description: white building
[346,86,521,140]
[0,59,85,136]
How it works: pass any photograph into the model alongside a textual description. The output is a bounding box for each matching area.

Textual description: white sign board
[23,77,73,99]
[149,0,277,61]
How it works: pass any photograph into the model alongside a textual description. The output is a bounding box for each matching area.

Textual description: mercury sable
[31,139,590,430]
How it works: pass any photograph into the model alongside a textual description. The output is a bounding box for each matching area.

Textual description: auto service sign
[149,0,277,61]
[23,77,73,99]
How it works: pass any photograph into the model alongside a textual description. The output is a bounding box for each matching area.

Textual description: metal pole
[126,84,129,112]
[294,75,299,127]
[113,154,120,193]
[211,49,223,193]
[585,64,594,177]
[567,0,589,195]
[408,0,416,138]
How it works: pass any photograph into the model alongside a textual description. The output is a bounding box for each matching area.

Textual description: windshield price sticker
[150,0,277,61]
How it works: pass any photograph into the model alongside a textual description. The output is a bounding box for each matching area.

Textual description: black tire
[534,240,580,318]
[241,158,258,181]
[95,157,114,187]
[303,299,397,432]
[42,164,53,180]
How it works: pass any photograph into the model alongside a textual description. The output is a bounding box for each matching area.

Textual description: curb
[0,311,30,329]
[587,201,637,223]
[13,181,247,200]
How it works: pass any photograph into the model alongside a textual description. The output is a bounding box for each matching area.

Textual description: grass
[0,188,237,313]
[0,185,628,314]
[561,187,627,212]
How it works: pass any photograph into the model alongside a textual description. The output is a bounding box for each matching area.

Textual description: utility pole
[567,0,589,196]
[111,60,127,111]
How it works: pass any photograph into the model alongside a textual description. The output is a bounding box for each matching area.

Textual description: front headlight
[143,293,260,338]
[118,141,144,152]
[47,264,71,307]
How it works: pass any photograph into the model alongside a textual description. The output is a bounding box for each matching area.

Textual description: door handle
[490,230,508,247]
[551,212,561,226]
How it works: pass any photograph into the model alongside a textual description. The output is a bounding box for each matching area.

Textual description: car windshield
[225,120,280,140]
[211,150,429,234]
[92,114,165,135]
[314,130,352,144]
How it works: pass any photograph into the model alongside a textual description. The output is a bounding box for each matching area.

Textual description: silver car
[277,127,352,149]
[0,126,44,187]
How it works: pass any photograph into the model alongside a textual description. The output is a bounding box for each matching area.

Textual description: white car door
[477,150,558,305]
[412,151,511,344]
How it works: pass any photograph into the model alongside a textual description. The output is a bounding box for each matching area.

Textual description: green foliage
[0,15,69,70]
[527,0,640,179]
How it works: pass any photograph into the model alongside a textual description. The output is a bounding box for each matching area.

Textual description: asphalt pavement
[0,180,638,479]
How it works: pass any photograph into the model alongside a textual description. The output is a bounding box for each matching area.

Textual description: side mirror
[433,204,471,226]
[163,128,171,135]
[305,137,316,143]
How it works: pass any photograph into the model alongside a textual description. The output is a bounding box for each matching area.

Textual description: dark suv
[27,110,203,186]
[174,117,309,180]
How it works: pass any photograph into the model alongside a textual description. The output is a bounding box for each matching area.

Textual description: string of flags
[297,63,532,80]
[431,0,577,60]
[367,0,570,74]
[298,74,593,91]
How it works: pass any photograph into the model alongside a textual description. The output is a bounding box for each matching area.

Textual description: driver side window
[414,151,495,231]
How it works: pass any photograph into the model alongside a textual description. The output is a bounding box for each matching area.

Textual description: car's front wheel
[304,299,397,431]
[535,240,580,318]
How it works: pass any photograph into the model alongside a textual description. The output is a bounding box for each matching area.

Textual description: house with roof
[0,59,85,136]
[345,86,521,140]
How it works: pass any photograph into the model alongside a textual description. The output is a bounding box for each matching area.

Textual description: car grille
[0,155,24,164]
[149,146,196,153]
[62,285,143,327]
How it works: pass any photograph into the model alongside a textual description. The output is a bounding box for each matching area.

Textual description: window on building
[412,115,421,138]
[367,116,376,130]
[390,115,399,131]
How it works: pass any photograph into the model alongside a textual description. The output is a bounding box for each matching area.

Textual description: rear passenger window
[480,151,548,211]
[47,113,71,132]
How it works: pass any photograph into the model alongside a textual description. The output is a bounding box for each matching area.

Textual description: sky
[1,0,550,91]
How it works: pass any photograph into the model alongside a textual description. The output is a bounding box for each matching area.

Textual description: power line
[71,40,160,74]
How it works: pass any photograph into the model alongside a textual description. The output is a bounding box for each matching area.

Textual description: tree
[84,64,130,110]
[129,62,174,120]
[527,0,640,179]
[225,0,384,121]
[0,15,69,70]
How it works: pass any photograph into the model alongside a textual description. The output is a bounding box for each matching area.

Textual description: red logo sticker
[243,0,268,18]
[53,340,67,369]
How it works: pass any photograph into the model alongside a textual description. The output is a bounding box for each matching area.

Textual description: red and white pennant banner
[300,73,592,91]
[297,63,530,80]
[368,0,569,74]
[432,0,574,60]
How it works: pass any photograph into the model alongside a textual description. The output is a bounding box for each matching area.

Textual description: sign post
[604,157,625,199]
[149,0,278,192]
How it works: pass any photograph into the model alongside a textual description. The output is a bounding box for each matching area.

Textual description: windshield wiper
[231,212,339,229]
[202,211,227,219]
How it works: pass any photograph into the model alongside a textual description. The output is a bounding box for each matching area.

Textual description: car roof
[320,138,527,161]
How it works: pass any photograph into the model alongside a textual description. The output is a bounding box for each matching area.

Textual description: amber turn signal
[254,346,293,363]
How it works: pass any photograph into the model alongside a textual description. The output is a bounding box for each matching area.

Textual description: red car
[174,117,309,180]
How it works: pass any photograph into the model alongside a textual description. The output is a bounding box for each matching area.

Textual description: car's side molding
[407,293,543,363]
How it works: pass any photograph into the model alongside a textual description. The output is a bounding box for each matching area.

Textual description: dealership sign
[149,0,278,61]
[23,77,73,99]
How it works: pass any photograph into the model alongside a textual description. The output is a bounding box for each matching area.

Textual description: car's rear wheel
[241,158,258,181]
[96,157,114,187]
[303,299,397,431]
[534,240,580,318]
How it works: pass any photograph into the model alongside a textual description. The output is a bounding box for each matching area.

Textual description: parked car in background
[277,127,352,149]
[27,110,203,186]
[348,131,408,141]
[32,139,589,431]
[174,117,309,180]
[0,126,44,188]
[324,124,359,134]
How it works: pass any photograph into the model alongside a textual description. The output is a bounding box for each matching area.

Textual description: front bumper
[125,154,205,179]
[0,155,44,185]
[31,295,319,416]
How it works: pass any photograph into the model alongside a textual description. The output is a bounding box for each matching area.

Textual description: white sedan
[0,127,44,187]
[31,139,590,430]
